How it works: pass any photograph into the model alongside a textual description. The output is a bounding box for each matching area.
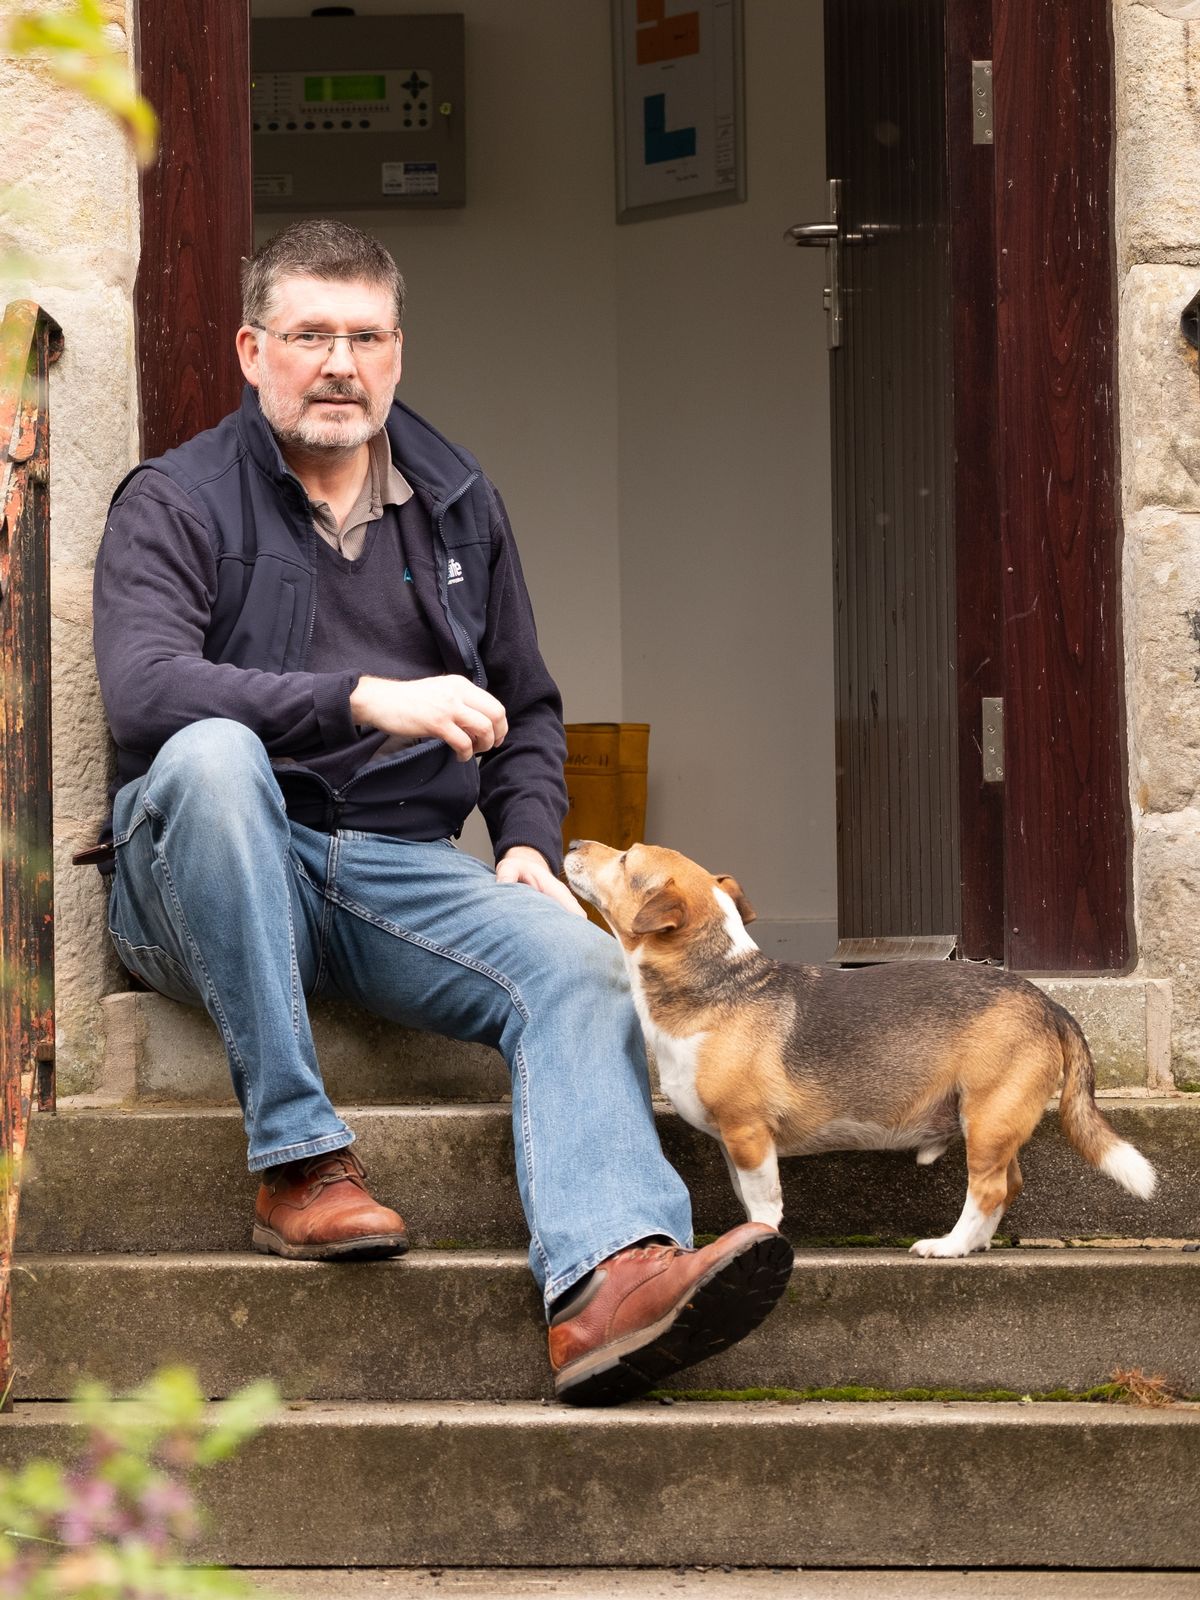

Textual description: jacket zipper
[281,463,483,802]
[433,472,482,684]
[336,472,483,798]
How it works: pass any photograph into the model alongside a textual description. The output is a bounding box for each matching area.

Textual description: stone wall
[1,0,141,1090]
[1116,1,1200,1080]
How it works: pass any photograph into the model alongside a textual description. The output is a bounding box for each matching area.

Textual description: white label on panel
[382,161,439,196]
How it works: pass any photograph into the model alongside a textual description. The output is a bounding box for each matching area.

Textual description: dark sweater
[274,495,450,815]
[93,387,568,868]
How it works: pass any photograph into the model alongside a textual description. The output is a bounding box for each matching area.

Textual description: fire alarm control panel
[252,13,465,211]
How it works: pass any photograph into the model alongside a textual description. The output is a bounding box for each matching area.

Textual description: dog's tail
[1055,1008,1157,1200]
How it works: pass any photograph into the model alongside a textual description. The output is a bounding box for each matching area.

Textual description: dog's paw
[909,1235,988,1259]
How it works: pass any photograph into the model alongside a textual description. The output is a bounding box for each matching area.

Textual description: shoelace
[270,1153,366,1197]
[307,1154,366,1188]
[611,1242,678,1264]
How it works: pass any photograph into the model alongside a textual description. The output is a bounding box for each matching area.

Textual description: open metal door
[793,0,962,961]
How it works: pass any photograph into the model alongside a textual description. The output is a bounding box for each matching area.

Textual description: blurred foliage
[4,0,158,166]
[0,1366,278,1597]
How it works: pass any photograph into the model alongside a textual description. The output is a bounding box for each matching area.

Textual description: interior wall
[252,0,623,733]
[615,0,835,954]
[251,1,836,949]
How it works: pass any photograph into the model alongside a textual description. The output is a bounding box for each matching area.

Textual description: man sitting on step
[84,219,793,1406]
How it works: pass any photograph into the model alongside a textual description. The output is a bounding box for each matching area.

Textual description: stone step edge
[16,1245,1200,1268]
[21,1095,1198,1257]
[6,1398,1199,1426]
[6,1400,1197,1568]
[239,1569,1200,1600]
[43,1090,1200,1117]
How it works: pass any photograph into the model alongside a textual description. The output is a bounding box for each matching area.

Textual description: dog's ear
[715,874,756,925]
[631,880,688,936]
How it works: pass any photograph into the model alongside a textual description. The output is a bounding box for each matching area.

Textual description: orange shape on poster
[635,0,701,66]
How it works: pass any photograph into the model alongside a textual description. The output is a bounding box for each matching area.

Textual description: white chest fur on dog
[626,880,757,1139]
[627,957,715,1137]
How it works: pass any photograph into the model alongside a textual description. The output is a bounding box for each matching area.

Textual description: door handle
[784,178,842,348]
[784,222,837,245]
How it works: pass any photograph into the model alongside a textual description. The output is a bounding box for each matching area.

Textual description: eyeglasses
[251,326,401,360]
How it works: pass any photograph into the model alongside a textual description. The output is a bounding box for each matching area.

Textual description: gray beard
[257,367,390,453]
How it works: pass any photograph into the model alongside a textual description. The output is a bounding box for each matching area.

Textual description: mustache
[304,381,370,405]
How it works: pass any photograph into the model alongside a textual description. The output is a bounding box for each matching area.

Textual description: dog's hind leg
[719,1122,784,1229]
[1005,1154,1024,1210]
[911,1088,1040,1258]
[910,1182,1004,1258]
[912,1037,1052,1258]
[910,1125,1011,1257]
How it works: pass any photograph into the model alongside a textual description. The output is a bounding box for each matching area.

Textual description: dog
[563,840,1157,1257]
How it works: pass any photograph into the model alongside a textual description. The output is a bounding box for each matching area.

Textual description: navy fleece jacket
[93,387,568,870]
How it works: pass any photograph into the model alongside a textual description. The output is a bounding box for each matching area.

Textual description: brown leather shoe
[549,1222,793,1406]
[252,1147,408,1261]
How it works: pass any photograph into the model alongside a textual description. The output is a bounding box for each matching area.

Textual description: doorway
[136,0,1131,974]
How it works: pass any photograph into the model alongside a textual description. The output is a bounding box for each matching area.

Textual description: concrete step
[17,1098,1200,1255]
[100,992,508,1105]
[244,1570,1200,1599]
[12,1248,1200,1404]
[100,976,1175,1104]
[1,1399,1197,1568]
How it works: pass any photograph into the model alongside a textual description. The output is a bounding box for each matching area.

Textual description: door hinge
[972,61,993,146]
[982,696,1004,783]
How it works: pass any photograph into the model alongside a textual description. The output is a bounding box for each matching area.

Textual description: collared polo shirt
[308,427,414,560]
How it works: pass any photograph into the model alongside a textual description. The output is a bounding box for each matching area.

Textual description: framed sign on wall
[612,0,746,223]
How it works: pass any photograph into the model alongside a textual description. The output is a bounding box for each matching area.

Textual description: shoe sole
[554,1231,795,1407]
[251,1224,409,1261]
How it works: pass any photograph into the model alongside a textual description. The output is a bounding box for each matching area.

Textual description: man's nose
[320,337,358,377]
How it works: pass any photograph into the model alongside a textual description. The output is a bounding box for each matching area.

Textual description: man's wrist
[499,844,548,868]
[348,673,372,722]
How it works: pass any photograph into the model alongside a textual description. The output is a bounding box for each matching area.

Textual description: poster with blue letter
[613,0,745,221]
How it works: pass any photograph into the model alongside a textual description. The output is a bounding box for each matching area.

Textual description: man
[88,219,792,1405]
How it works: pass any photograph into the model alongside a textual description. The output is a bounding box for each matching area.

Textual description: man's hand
[496,845,586,918]
[349,674,508,762]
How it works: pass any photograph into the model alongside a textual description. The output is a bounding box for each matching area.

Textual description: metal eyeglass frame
[249,326,401,357]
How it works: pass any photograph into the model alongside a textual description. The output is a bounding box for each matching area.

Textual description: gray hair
[241,220,405,327]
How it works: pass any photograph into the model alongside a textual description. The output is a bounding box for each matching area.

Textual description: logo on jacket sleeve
[447,557,464,585]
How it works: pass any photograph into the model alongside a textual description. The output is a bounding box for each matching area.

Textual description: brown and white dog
[564,840,1157,1257]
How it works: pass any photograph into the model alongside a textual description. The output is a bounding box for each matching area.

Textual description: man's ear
[715,874,756,925]
[235,324,263,387]
[631,880,688,936]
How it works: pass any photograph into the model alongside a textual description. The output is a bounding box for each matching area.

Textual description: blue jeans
[105,719,694,1308]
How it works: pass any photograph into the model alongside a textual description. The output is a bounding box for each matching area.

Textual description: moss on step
[790,1234,1017,1250]
[696,1233,1019,1250]
[654,1376,1197,1406]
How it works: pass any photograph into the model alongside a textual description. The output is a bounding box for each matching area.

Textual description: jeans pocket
[109,775,150,846]
[108,930,200,1007]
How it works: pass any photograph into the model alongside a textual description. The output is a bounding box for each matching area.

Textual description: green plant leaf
[195,1381,279,1466]
[5,0,158,164]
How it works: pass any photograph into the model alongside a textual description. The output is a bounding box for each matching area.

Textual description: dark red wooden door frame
[133,0,1130,971]
[991,0,1129,971]
[136,0,252,460]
